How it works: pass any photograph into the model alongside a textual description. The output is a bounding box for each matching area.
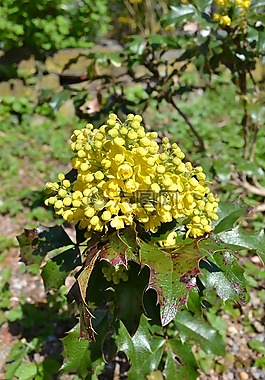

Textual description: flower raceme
[45,113,219,241]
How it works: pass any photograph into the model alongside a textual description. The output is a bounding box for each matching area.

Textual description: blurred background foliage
[0,0,264,378]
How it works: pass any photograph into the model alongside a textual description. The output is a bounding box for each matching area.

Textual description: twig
[168,96,206,152]
[230,171,265,197]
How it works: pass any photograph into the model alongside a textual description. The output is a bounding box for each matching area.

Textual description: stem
[168,96,206,152]
[124,0,145,34]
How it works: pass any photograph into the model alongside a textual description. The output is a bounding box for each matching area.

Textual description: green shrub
[0,0,110,53]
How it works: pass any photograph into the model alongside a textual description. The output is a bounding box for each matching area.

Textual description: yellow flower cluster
[213,0,252,27]
[45,113,219,239]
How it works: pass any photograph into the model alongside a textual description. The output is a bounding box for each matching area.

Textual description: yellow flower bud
[114,137,125,146]
[63,197,72,207]
[55,200,63,209]
[58,173,65,181]
[58,189,67,198]
[95,171,104,180]
[85,207,95,218]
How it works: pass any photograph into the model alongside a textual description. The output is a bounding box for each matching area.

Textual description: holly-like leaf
[139,240,204,326]
[61,323,91,377]
[175,310,225,356]
[41,246,81,291]
[200,251,248,305]
[114,263,149,335]
[213,202,248,234]
[77,246,100,341]
[164,339,199,380]
[100,227,139,268]
[118,225,140,263]
[116,314,165,380]
[218,226,265,263]
[17,225,74,266]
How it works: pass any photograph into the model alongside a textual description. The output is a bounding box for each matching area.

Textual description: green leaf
[213,202,248,234]
[175,311,225,355]
[61,323,91,377]
[117,225,140,262]
[164,339,199,380]
[139,240,203,326]
[114,262,149,334]
[249,340,265,354]
[49,90,72,112]
[14,362,38,380]
[200,251,248,304]
[5,341,28,380]
[162,5,196,27]
[41,246,81,291]
[17,225,74,266]
[116,315,165,380]
[127,35,146,55]
[218,226,265,263]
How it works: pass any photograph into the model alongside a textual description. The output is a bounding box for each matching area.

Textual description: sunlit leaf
[139,240,203,326]
[200,251,248,304]
[164,339,198,380]
[77,246,100,341]
[116,315,165,380]
[175,310,225,355]
[41,246,81,291]
[100,227,139,267]
[213,202,248,233]
[17,225,74,266]
[61,323,91,377]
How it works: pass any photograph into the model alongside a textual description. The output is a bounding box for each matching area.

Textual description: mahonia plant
[45,113,219,240]
[18,113,259,379]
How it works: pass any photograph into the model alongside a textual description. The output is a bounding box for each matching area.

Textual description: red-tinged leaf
[100,231,128,267]
[17,225,74,266]
[75,246,100,341]
[100,227,139,268]
[139,240,204,326]
[118,225,140,262]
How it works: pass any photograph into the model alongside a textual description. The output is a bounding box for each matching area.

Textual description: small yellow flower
[220,15,231,26]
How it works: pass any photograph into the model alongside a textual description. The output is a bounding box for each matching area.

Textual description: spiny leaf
[200,251,248,305]
[219,226,265,262]
[100,227,139,267]
[164,339,199,380]
[139,240,204,326]
[17,225,74,266]
[114,263,149,335]
[41,246,81,291]
[76,246,100,341]
[213,202,248,234]
[175,310,225,356]
[116,315,165,380]
[61,323,91,377]
[117,225,140,262]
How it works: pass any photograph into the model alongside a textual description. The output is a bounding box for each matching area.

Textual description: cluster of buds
[213,0,252,27]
